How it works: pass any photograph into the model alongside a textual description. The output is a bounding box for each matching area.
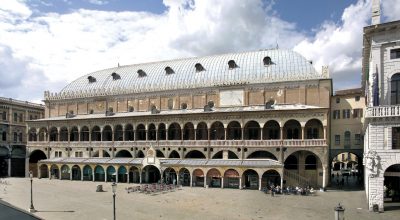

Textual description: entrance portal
[142,165,161,183]
[384,164,400,211]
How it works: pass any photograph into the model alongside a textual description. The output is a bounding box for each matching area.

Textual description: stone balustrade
[28,139,327,148]
[365,105,400,118]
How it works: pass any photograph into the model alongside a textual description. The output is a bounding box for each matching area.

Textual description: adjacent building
[27,49,332,190]
[0,97,44,177]
[363,0,400,211]
[330,88,365,173]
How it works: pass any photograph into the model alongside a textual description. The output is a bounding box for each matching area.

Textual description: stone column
[48,169,51,180]
[92,169,95,182]
[280,127,283,140]
[258,177,262,191]
[139,171,143,184]
[301,127,305,140]
[70,169,73,180]
[280,173,284,192]
[115,170,119,183]
[323,126,327,140]
[104,171,107,182]
[7,158,11,177]
[224,128,227,140]
[127,170,130,184]
[221,177,224,189]
[239,176,243,189]
[81,170,84,181]
[322,167,328,188]
[190,175,193,187]
[204,175,207,188]
[176,173,180,186]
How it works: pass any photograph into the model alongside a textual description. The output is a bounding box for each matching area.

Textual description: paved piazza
[0,178,399,220]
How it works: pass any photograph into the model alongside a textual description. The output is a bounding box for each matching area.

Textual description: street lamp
[334,203,345,220]
[112,182,117,220]
[29,171,36,213]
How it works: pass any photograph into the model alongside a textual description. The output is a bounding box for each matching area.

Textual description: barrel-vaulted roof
[60,49,323,95]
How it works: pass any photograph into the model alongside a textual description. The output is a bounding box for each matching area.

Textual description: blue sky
[0,0,399,102]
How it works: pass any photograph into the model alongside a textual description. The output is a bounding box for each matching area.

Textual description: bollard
[334,203,345,220]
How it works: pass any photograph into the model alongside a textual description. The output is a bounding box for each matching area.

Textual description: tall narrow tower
[371,0,380,25]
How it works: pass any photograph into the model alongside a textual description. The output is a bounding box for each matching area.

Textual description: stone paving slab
[1,178,399,220]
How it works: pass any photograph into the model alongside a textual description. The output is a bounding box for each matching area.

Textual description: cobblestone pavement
[1,178,399,220]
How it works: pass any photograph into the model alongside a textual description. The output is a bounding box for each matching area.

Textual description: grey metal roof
[60,49,322,95]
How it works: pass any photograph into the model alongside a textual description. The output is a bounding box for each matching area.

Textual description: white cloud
[0,0,399,102]
[293,0,372,90]
[86,0,109,6]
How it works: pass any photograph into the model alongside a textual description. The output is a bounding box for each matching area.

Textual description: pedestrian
[271,186,275,197]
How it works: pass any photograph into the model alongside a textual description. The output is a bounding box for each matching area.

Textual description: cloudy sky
[0,0,399,103]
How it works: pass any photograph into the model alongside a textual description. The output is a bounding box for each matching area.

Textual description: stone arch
[183,122,195,140]
[384,164,400,209]
[244,120,261,140]
[168,123,182,140]
[196,122,208,140]
[142,165,161,183]
[28,128,37,142]
[206,168,222,188]
[156,150,165,158]
[71,165,81,180]
[211,150,239,159]
[158,123,167,140]
[49,127,58,141]
[106,166,116,182]
[227,121,241,140]
[129,166,140,183]
[283,119,301,139]
[247,150,278,160]
[91,126,101,141]
[261,169,281,188]
[179,168,191,186]
[82,165,93,181]
[60,127,68,142]
[210,121,224,140]
[136,124,146,141]
[115,149,133,158]
[148,123,157,140]
[169,150,180,158]
[60,164,70,180]
[192,168,205,187]
[224,169,240,188]
[29,149,47,177]
[242,169,259,189]
[114,124,123,141]
[185,150,206,159]
[263,120,280,140]
[94,165,105,181]
[124,124,134,141]
[70,126,79,142]
[50,164,60,179]
[163,167,177,184]
[80,126,89,141]
[304,119,323,139]
[118,166,128,183]
[390,72,400,105]
[102,125,113,141]
[38,127,47,141]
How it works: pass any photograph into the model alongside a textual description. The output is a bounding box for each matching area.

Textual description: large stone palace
[26,49,331,190]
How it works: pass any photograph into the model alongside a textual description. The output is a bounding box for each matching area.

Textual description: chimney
[371,0,380,25]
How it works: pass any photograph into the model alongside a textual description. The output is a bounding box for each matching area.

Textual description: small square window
[390,48,400,59]
[336,97,340,103]
[355,96,360,101]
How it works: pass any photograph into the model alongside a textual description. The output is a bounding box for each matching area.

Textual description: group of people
[262,185,315,196]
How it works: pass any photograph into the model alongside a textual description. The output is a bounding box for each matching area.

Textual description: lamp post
[29,171,36,213]
[112,182,117,220]
[334,203,345,220]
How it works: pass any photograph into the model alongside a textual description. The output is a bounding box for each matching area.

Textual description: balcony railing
[27,139,327,148]
[366,105,400,118]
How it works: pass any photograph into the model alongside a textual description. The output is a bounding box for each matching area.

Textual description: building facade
[330,88,365,173]
[27,49,331,190]
[363,0,400,211]
[0,97,44,177]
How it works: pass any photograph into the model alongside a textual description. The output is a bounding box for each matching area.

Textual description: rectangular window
[355,96,360,101]
[390,48,400,59]
[13,132,17,142]
[343,109,351,119]
[2,111,6,121]
[335,135,340,145]
[75,151,83,157]
[19,113,23,122]
[333,110,340,119]
[55,151,63,158]
[336,97,340,103]
[13,113,17,122]
[29,115,33,120]
[355,134,361,145]
[392,127,400,149]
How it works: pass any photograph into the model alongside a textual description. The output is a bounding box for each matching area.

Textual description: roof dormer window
[228,60,238,69]
[111,72,121,80]
[165,66,174,75]
[263,56,272,66]
[87,76,96,83]
[195,63,205,72]
[137,69,147,77]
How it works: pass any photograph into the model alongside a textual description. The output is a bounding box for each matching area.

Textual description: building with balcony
[0,97,44,177]
[363,0,400,212]
[330,88,364,173]
[27,48,331,190]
